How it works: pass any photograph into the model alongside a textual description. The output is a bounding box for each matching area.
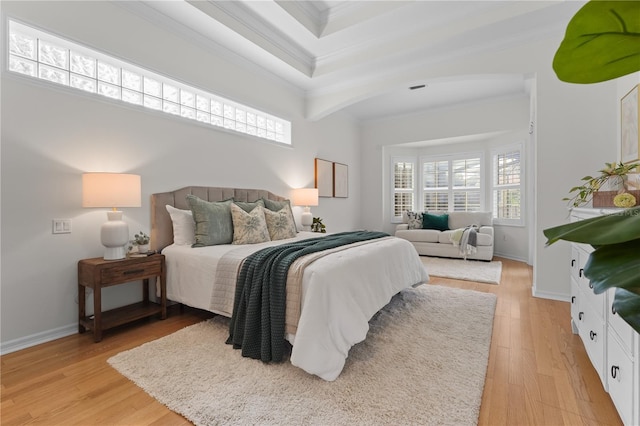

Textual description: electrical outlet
[52,219,71,234]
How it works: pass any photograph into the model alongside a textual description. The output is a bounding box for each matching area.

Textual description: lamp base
[301,207,313,232]
[101,211,129,260]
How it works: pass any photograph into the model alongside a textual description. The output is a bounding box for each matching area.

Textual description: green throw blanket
[226,231,389,362]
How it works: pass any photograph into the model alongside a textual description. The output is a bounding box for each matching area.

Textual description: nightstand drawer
[101,260,162,283]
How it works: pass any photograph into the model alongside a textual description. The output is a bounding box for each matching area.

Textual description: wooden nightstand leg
[93,285,102,342]
[78,284,86,334]
[143,278,150,303]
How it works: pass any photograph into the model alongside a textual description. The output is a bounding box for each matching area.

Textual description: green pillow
[234,199,264,213]
[422,213,449,231]
[186,195,233,246]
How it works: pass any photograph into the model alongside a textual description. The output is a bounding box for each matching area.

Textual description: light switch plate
[52,219,71,234]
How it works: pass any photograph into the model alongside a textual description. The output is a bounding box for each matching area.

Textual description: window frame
[391,156,417,223]
[491,142,525,226]
[420,152,485,213]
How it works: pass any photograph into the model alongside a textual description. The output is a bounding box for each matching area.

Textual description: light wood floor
[1,257,622,425]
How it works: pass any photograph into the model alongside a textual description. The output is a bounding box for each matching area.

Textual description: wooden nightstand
[77,254,167,342]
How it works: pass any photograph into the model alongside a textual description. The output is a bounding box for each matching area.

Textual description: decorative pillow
[406,211,423,229]
[230,203,271,245]
[263,198,297,232]
[422,213,449,231]
[264,207,298,240]
[234,199,265,213]
[165,205,195,245]
[186,195,234,247]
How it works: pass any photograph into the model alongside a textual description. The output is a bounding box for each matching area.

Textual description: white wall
[0,1,361,349]
[360,36,618,302]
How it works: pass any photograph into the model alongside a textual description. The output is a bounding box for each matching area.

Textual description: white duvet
[162,232,429,381]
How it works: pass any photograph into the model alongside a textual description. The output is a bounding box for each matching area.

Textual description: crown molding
[186,0,315,77]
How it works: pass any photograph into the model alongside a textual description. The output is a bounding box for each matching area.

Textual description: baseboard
[1,323,77,355]
[493,251,529,264]
[532,286,570,302]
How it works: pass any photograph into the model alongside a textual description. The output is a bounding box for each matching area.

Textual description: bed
[151,186,429,381]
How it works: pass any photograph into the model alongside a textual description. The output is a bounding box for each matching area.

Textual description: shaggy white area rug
[421,256,502,284]
[108,285,496,426]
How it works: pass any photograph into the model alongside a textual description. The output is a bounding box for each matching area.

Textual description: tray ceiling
[120,1,585,121]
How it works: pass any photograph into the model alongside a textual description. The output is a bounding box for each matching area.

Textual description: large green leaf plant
[544,0,640,333]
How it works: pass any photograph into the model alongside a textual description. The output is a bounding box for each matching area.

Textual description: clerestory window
[7,20,291,145]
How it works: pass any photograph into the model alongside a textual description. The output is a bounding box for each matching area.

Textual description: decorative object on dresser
[77,254,167,342]
[291,187,319,231]
[108,285,496,426]
[554,208,640,426]
[563,161,640,208]
[82,173,142,260]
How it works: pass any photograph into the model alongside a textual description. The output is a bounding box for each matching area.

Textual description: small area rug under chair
[108,285,497,426]
[421,256,502,285]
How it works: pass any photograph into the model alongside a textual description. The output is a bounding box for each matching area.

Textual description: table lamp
[292,188,319,231]
[82,173,141,260]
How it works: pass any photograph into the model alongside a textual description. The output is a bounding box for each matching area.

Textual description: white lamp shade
[291,188,319,207]
[83,173,141,260]
[292,188,318,231]
[82,173,141,208]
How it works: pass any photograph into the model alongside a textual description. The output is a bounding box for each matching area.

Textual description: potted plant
[564,161,639,207]
[311,217,326,233]
[132,231,150,253]
[544,0,640,332]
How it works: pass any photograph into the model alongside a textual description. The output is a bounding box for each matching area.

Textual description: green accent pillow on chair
[422,213,449,231]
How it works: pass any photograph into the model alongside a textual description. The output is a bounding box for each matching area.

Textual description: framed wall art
[315,158,333,197]
[621,84,639,163]
[333,162,348,198]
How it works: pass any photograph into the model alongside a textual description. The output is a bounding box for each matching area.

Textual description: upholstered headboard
[150,186,286,252]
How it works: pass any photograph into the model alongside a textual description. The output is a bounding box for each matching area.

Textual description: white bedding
[163,231,429,381]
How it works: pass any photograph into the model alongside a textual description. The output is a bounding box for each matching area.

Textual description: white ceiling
[121,0,585,122]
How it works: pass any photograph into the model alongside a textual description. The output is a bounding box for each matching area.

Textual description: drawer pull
[571,259,576,267]
[579,312,584,320]
[571,296,576,304]
[589,330,597,341]
[123,269,145,275]
[611,365,620,379]
[611,305,617,315]
[579,268,584,278]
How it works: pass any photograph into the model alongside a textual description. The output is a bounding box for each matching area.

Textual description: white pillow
[165,204,195,245]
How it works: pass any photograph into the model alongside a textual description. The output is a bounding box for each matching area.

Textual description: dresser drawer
[607,289,635,355]
[579,309,606,387]
[101,260,162,284]
[570,277,580,334]
[607,330,635,426]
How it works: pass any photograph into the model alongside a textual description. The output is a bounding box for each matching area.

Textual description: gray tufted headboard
[150,186,286,252]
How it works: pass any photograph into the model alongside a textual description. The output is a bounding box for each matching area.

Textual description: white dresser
[569,208,640,425]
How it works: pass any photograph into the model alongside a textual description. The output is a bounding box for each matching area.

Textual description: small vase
[600,175,624,192]
[137,244,150,254]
